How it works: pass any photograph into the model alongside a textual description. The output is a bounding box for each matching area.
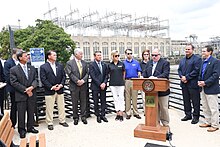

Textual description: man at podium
[143,48,170,127]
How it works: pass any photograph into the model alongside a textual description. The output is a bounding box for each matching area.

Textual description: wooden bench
[0,112,14,147]
[0,112,46,147]
[20,133,46,147]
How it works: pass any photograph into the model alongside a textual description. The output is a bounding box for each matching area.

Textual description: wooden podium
[132,78,170,142]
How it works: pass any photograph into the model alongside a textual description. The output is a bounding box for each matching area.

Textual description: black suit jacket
[199,56,220,94]
[143,58,170,96]
[0,61,4,82]
[40,62,66,95]
[4,58,16,93]
[178,54,202,88]
[65,58,88,91]
[89,61,108,91]
[10,64,37,102]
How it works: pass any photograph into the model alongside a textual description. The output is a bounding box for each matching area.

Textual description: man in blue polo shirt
[124,49,142,119]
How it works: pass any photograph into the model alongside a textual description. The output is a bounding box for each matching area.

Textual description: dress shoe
[199,123,211,128]
[101,116,108,122]
[27,128,39,134]
[126,115,131,120]
[73,119,79,125]
[115,115,120,121]
[48,125,54,130]
[191,118,199,124]
[34,121,39,127]
[59,122,69,127]
[119,116,124,122]
[134,115,141,119]
[20,132,26,138]
[207,127,219,132]
[97,116,101,123]
[82,119,88,125]
[181,116,192,121]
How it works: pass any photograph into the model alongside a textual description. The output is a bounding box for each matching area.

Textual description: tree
[0,27,10,59]
[0,19,75,64]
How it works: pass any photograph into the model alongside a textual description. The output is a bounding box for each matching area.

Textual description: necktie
[23,65,28,79]
[77,61,82,78]
[98,62,102,74]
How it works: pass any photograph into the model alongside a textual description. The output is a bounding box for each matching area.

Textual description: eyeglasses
[114,55,120,57]
[127,53,132,55]
[151,54,159,57]
[143,54,149,56]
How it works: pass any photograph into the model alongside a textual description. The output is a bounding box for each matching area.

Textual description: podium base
[144,143,169,147]
[134,124,168,142]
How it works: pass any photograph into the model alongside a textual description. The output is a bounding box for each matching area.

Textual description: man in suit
[89,51,108,123]
[143,48,170,127]
[198,45,220,132]
[10,51,38,138]
[65,48,89,125]
[178,44,202,124]
[4,48,21,127]
[40,50,69,130]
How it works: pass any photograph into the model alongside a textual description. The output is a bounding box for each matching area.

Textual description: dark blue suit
[40,62,66,96]
[178,54,202,119]
[4,58,17,127]
[199,56,220,94]
[143,58,170,96]
[89,61,108,117]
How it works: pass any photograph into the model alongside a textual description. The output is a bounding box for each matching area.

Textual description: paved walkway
[12,108,220,147]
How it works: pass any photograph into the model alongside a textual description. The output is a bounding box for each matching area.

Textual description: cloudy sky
[1,0,220,41]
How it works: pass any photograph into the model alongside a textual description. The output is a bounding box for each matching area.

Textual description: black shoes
[27,128,39,134]
[59,122,69,127]
[82,119,88,125]
[73,119,79,125]
[126,115,131,120]
[134,115,141,119]
[191,118,199,124]
[115,115,120,121]
[181,116,192,121]
[101,116,108,122]
[20,131,26,138]
[97,116,101,123]
[48,125,54,130]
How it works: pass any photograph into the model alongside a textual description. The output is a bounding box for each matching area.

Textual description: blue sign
[30,48,45,68]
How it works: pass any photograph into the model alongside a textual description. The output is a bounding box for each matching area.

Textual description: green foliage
[0,19,75,64]
[0,27,10,59]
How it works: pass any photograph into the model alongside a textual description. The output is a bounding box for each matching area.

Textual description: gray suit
[65,58,88,119]
[10,64,37,133]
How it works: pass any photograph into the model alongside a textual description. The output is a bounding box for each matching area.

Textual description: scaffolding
[44,7,169,38]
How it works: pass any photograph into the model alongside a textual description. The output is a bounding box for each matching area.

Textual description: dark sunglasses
[151,54,159,57]
[127,53,132,55]
[114,55,120,57]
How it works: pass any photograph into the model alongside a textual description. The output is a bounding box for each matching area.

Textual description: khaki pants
[45,93,66,125]
[158,95,170,126]
[201,89,219,128]
[125,80,139,115]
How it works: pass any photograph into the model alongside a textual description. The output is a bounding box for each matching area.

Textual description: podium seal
[142,79,155,92]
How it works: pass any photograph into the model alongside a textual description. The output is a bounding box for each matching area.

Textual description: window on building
[111,42,117,51]
[160,42,165,56]
[93,42,99,52]
[102,42,108,60]
[134,42,139,54]
[83,42,90,61]
[119,42,125,55]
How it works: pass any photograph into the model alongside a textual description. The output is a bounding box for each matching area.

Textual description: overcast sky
[1,0,220,41]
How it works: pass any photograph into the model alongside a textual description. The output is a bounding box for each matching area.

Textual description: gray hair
[74,48,83,56]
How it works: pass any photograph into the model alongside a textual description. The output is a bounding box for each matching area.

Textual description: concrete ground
[12,108,220,147]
